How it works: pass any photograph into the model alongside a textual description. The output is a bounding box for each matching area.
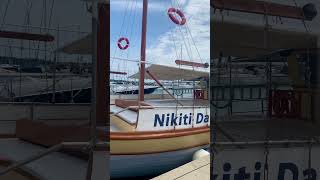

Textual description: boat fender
[303,3,317,21]
[167,8,186,25]
[117,37,129,50]
[192,149,209,160]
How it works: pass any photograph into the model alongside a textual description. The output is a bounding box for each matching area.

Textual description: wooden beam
[175,60,209,68]
[0,30,54,42]
[211,0,316,21]
[96,3,109,127]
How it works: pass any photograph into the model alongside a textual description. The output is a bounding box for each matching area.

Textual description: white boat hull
[110,146,207,178]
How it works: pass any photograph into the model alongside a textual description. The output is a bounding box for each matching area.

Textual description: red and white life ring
[117,37,129,50]
[167,8,186,25]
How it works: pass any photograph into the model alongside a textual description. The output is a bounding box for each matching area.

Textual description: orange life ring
[117,37,129,50]
[167,8,186,25]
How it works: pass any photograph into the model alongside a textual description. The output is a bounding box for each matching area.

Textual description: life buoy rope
[117,37,129,50]
[167,8,186,25]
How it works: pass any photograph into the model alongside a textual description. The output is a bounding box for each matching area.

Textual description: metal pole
[139,0,148,102]
[19,40,22,102]
[228,56,233,115]
[146,70,183,106]
[44,0,49,101]
[87,1,98,179]
[263,5,271,180]
[52,25,59,103]
[10,78,13,102]
[70,78,74,103]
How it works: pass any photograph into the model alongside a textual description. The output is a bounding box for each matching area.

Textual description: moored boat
[109,0,210,176]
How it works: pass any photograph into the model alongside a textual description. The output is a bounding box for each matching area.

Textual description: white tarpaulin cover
[129,64,209,81]
[60,34,92,55]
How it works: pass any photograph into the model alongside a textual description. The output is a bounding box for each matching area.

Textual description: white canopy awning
[129,64,209,81]
[59,34,92,55]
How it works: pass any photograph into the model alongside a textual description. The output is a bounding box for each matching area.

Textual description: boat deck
[0,138,88,180]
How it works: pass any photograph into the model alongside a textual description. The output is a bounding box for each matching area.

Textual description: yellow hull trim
[111,130,209,155]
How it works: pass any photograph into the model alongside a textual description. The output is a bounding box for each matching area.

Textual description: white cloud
[146,0,210,70]
[111,0,167,12]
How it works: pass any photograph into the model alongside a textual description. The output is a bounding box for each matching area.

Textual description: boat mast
[139,0,148,101]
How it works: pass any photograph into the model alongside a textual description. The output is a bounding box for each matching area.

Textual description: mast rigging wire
[171,0,196,110]
[170,1,194,68]
[112,0,130,59]
[174,0,204,64]
[0,0,11,28]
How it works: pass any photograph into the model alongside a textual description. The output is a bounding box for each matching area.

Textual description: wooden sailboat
[109,0,210,178]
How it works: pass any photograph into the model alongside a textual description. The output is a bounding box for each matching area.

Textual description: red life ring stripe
[117,37,129,50]
[167,8,186,25]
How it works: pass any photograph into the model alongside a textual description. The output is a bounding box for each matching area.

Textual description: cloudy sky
[3,0,316,72]
[0,0,210,74]
[110,0,210,76]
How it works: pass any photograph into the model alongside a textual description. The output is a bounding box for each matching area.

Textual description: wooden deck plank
[0,139,88,180]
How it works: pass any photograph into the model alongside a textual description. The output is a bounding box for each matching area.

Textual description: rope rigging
[111,0,139,93]
[0,0,57,102]
[0,0,11,28]
[173,0,205,64]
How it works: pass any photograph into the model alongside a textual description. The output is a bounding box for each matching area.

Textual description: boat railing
[110,94,174,102]
[111,105,210,116]
[171,87,205,96]
[211,84,268,101]
[211,84,268,117]
[211,84,319,121]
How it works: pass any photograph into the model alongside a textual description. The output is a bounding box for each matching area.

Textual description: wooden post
[96,2,109,127]
[139,0,148,102]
